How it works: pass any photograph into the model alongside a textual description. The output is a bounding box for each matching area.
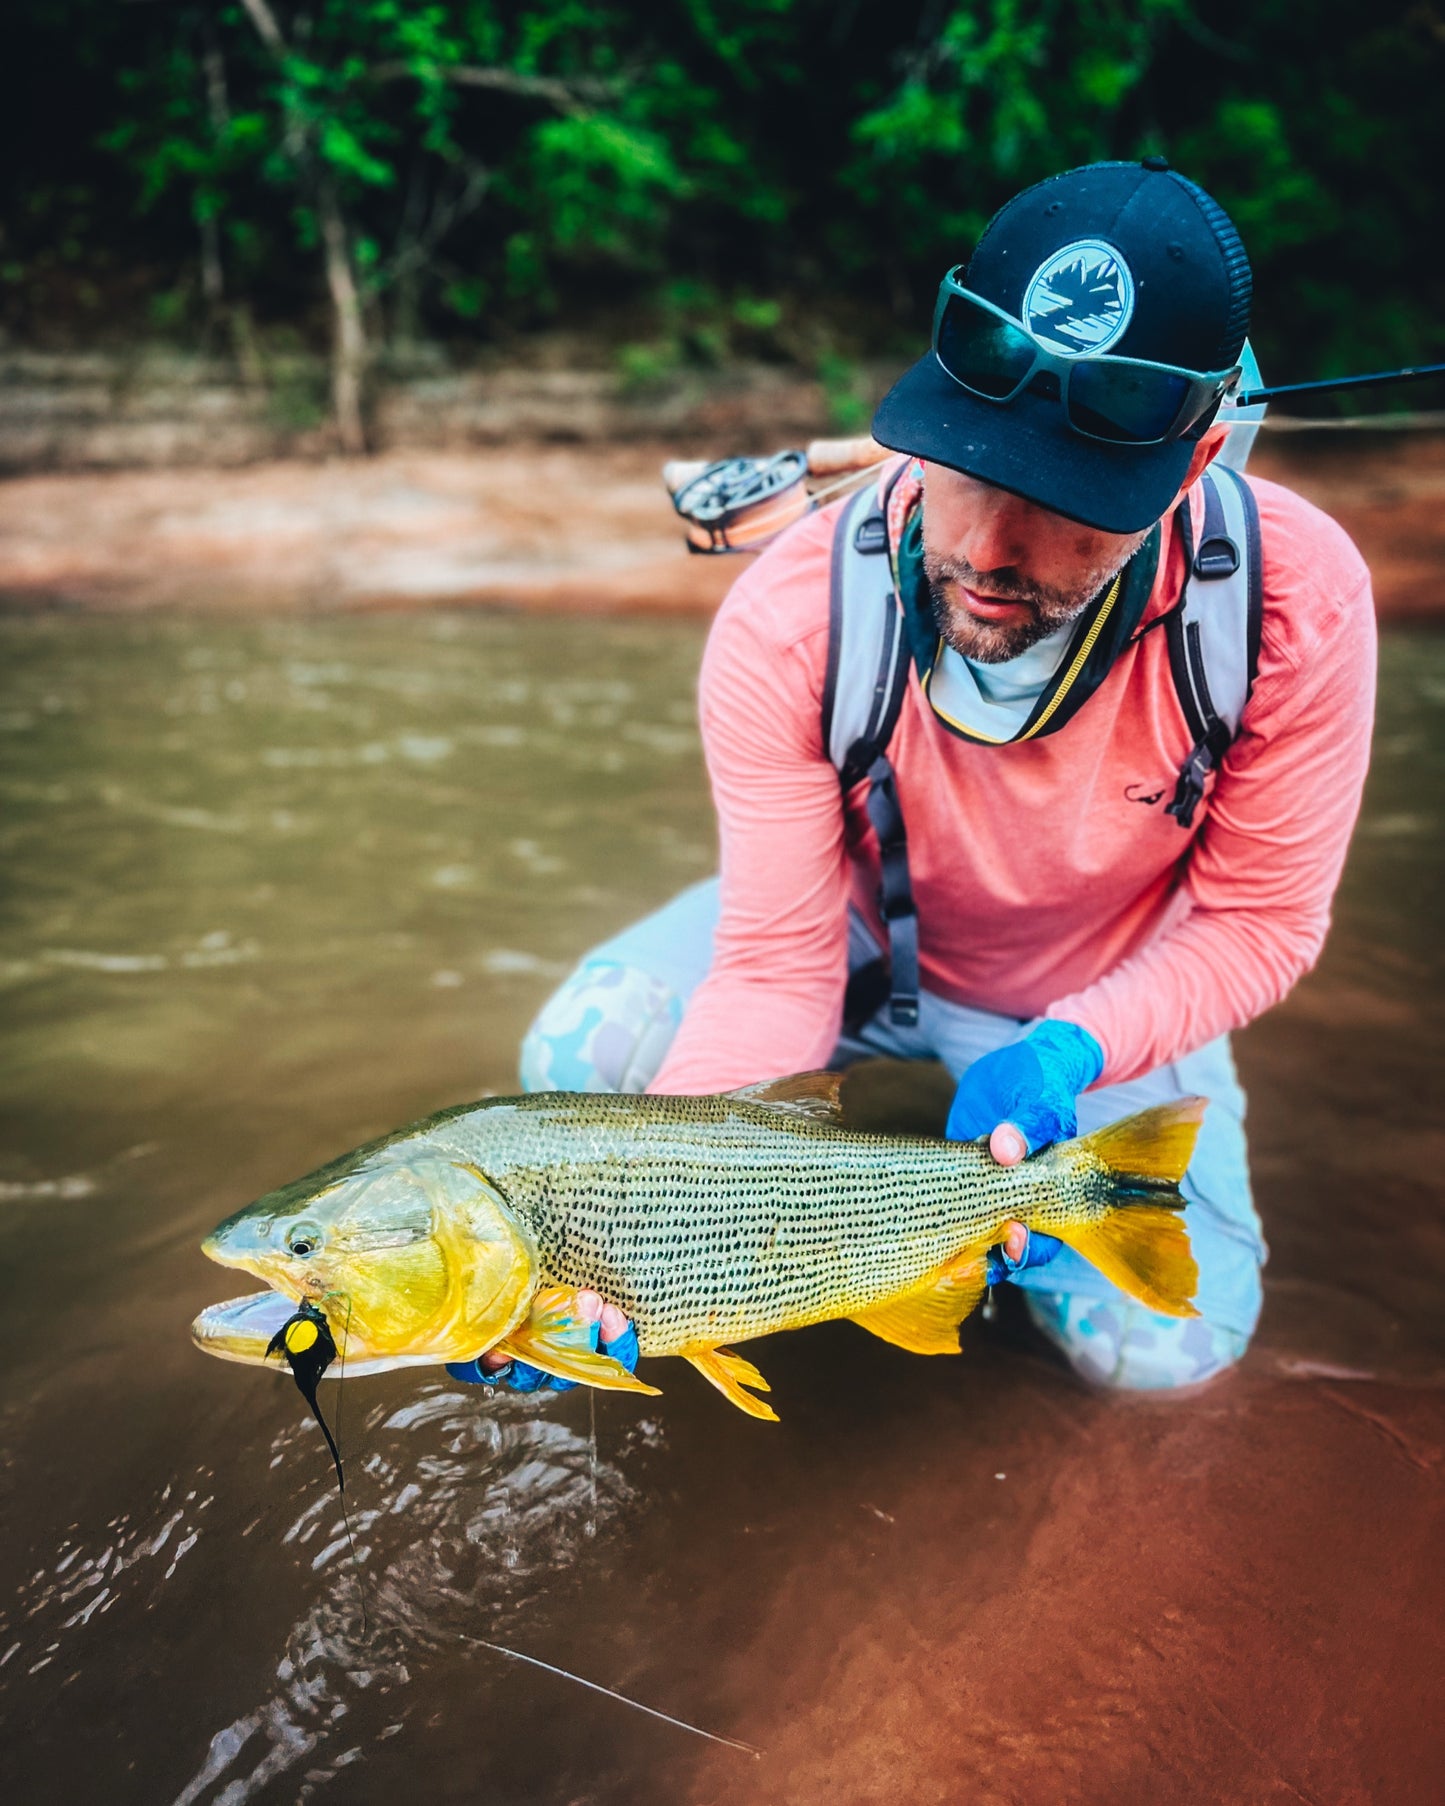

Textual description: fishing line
[323,1288,371,1642]
[270,1303,751,1746]
[586,1387,599,1540]
[459,1634,762,1758]
[805,463,882,509]
[458,1372,756,1756]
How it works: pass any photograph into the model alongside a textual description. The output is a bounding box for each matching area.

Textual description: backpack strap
[823,482,909,784]
[1164,464,1262,829]
[823,478,919,1028]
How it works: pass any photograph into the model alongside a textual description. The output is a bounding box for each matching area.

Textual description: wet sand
[0,615,1441,1804]
[0,444,739,616]
[0,431,1443,619]
[683,1362,1444,1806]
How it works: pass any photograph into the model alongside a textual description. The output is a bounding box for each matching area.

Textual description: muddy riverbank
[2,430,1443,621]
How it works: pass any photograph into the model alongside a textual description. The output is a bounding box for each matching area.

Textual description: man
[472,159,1375,1395]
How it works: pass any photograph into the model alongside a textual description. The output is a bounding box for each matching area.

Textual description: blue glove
[946,1020,1103,1152]
[446,1318,640,1394]
[948,1020,1104,1283]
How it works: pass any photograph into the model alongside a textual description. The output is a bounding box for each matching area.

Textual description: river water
[0,614,1440,1804]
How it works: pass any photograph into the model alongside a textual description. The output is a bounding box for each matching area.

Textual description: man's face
[921,461,1151,664]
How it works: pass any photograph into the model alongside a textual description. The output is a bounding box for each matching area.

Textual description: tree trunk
[199,213,224,309]
[199,26,229,324]
[237,0,369,453]
[317,178,369,455]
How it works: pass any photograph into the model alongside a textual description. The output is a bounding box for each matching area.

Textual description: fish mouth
[191,1290,300,1368]
[190,1290,436,1377]
[200,1229,328,1309]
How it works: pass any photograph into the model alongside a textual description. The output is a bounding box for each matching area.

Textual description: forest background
[4,0,1443,452]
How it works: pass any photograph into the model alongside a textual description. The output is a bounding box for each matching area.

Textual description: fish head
[196,1146,536,1370]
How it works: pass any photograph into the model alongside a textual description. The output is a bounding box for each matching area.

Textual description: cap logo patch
[1023,240,1135,356]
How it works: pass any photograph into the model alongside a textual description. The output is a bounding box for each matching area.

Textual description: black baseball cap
[871,159,1252,534]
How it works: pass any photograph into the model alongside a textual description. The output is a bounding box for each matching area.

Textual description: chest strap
[823,483,917,1028]
[822,464,1261,1032]
[1164,464,1262,828]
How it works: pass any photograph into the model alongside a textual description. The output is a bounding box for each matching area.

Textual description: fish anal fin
[724,1071,844,1124]
[1052,1207,1200,1319]
[495,1285,662,1395]
[851,1249,989,1355]
[683,1346,780,1421]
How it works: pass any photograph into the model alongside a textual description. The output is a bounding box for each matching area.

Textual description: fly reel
[667,450,811,553]
[664,436,889,555]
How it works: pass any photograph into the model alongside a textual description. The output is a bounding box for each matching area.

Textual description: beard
[923,537,1145,664]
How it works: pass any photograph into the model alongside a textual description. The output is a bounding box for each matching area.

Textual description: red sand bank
[0,431,1441,619]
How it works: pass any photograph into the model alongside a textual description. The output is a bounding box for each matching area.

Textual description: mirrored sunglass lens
[1068,363,1191,443]
[936,297,1035,399]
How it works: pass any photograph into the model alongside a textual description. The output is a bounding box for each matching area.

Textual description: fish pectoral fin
[683,1346,780,1422]
[851,1248,989,1355]
[723,1071,844,1125]
[496,1285,662,1394]
[1051,1208,1199,1319]
[494,1328,662,1394]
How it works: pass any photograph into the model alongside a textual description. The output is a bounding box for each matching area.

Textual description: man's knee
[1024,1290,1251,1392]
[519,958,683,1094]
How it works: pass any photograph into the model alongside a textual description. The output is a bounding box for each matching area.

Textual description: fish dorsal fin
[851,1248,990,1355]
[724,1071,844,1124]
[492,1286,663,1395]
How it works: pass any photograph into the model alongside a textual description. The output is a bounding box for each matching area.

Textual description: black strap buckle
[1194,536,1240,579]
[1166,743,1213,829]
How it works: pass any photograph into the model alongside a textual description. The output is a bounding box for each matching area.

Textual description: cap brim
[872,353,1196,535]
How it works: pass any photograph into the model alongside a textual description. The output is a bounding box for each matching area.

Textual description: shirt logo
[1023,240,1135,356]
[1126,778,1171,806]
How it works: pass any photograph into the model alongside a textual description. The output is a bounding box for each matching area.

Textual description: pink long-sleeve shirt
[653,463,1376,1093]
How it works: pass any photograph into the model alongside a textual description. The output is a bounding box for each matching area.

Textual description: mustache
[921,541,1127,622]
[926,558,1049,617]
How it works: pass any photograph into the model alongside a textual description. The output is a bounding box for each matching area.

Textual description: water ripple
[178,1390,653,1804]
[3,1386,660,1803]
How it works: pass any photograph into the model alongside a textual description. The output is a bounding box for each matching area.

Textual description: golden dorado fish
[192,1074,1205,1420]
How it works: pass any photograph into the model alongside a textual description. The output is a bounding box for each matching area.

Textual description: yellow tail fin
[1049,1097,1207,1320]
[1080,1095,1206,1187]
[1050,1209,1200,1318]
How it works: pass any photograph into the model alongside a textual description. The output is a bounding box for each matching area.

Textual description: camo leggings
[520,879,1265,1392]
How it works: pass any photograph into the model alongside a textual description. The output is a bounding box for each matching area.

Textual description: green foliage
[1,0,1441,383]
[442,276,489,319]
[521,115,686,257]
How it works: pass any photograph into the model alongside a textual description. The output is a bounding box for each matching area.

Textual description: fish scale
[423,1091,1079,1355]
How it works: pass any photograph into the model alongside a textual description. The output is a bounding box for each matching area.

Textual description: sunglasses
[932,270,1240,446]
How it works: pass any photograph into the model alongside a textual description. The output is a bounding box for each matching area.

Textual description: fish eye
[286,1223,323,1258]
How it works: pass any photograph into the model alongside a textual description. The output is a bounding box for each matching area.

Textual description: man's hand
[447,1290,638,1393]
[984,1221,1059,1286]
[948,1020,1105,1281]
[946,1019,1104,1158]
